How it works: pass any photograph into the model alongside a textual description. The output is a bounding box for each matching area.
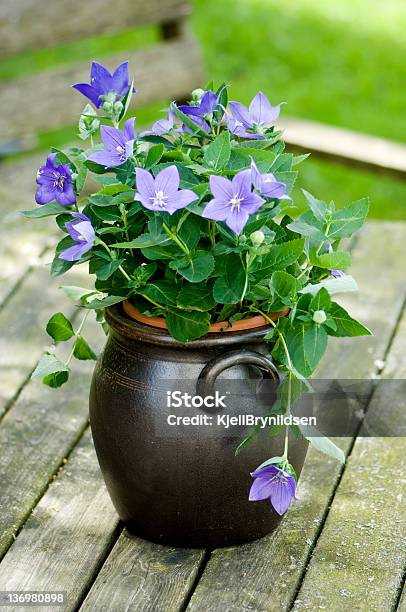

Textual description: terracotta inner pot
[123,300,289,333]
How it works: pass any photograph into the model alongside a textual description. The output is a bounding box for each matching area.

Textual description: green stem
[163,223,190,257]
[65,310,90,367]
[97,239,132,282]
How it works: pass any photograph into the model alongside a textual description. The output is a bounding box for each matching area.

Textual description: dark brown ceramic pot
[89,305,308,548]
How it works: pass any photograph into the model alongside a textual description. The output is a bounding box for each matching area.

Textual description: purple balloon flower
[178,91,218,119]
[88,118,135,167]
[249,464,296,515]
[226,92,283,139]
[35,153,76,206]
[73,61,135,108]
[59,213,96,261]
[251,159,291,200]
[134,166,198,215]
[202,170,265,235]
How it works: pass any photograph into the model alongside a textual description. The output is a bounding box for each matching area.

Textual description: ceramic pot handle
[196,349,279,414]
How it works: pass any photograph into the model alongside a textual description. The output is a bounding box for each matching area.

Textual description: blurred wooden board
[0,0,190,56]
[279,117,406,180]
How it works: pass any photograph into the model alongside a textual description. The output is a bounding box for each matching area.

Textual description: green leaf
[177,215,201,251]
[309,288,331,313]
[21,202,69,218]
[170,251,215,283]
[83,295,124,309]
[254,456,287,470]
[254,239,305,275]
[112,234,171,249]
[327,198,369,239]
[286,323,328,377]
[328,303,372,337]
[302,190,327,221]
[273,170,298,194]
[42,370,70,388]
[145,144,164,170]
[166,310,210,342]
[95,259,124,281]
[177,283,216,311]
[287,212,326,242]
[46,312,75,342]
[31,352,70,381]
[213,254,245,304]
[73,336,97,360]
[312,251,351,270]
[203,131,231,170]
[60,286,96,302]
[50,256,74,277]
[75,164,88,193]
[270,271,299,304]
[97,183,129,196]
[300,275,358,297]
[142,280,178,307]
[299,425,345,463]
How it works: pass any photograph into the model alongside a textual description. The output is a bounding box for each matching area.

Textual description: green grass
[192,0,406,219]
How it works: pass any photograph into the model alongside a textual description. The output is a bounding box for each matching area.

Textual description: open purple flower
[249,464,296,515]
[88,118,135,167]
[73,61,135,108]
[59,213,95,261]
[134,166,198,215]
[202,170,265,235]
[227,92,283,139]
[35,153,76,206]
[251,159,291,200]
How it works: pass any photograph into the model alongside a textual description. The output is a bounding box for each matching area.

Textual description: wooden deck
[0,154,406,611]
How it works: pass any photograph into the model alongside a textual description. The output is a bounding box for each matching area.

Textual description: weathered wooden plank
[80,532,205,612]
[293,308,406,611]
[0,153,56,305]
[0,37,204,140]
[0,430,119,611]
[0,313,104,559]
[0,0,190,56]
[0,265,92,417]
[279,117,406,180]
[186,222,406,612]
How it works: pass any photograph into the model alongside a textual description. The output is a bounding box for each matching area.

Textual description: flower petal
[165,188,198,213]
[155,165,179,195]
[35,185,54,205]
[249,92,272,125]
[124,117,136,141]
[112,61,131,95]
[242,192,265,214]
[135,168,156,200]
[73,220,95,244]
[59,242,92,262]
[232,169,252,200]
[88,150,123,168]
[249,477,273,501]
[72,83,101,107]
[209,174,233,202]
[229,101,251,127]
[90,62,113,91]
[202,198,230,222]
[55,183,76,206]
[269,477,296,515]
[100,125,126,151]
[225,207,250,235]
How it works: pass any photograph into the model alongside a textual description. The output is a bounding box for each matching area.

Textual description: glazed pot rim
[105,304,277,349]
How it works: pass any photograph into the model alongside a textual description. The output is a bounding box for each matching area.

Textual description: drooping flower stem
[256,309,293,460]
[65,309,91,367]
